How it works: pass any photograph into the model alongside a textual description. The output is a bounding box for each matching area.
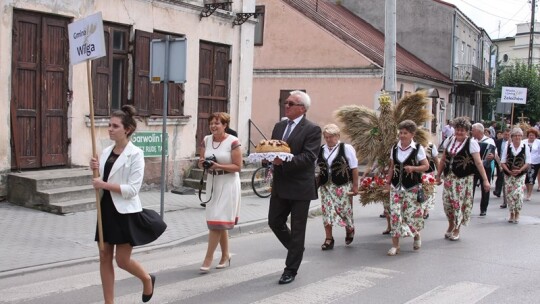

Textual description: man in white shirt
[488,121,497,139]
[471,123,496,216]
[442,120,455,143]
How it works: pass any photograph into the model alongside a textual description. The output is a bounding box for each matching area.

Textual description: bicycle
[251,162,273,198]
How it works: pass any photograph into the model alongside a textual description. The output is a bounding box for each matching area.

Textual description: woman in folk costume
[501,127,531,223]
[421,140,439,219]
[334,91,433,247]
[385,120,429,256]
[317,124,359,250]
[435,117,490,241]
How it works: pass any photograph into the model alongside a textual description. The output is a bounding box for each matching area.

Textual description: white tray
[247,152,294,163]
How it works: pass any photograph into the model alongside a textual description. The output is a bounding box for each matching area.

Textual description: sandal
[387,247,400,256]
[508,212,515,223]
[345,228,355,245]
[321,238,334,250]
[448,233,460,241]
[413,236,421,250]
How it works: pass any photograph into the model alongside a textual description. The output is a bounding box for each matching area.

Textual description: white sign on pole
[150,38,187,83]
[501,86,527,104]
[68,12,106,65]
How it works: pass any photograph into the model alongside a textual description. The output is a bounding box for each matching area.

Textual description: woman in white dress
[522,128,540,201]
[198,112,242,272]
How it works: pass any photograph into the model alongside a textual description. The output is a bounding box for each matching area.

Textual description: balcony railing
[453,64,491,86]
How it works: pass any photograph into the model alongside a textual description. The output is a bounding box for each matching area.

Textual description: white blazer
[99,141,144,214]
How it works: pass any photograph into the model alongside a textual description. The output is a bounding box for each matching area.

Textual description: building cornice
[253,68,382,78]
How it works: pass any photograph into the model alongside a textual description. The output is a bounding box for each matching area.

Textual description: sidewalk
[0,190,321,277]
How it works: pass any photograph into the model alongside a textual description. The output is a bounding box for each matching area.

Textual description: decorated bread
[255,139,291,153]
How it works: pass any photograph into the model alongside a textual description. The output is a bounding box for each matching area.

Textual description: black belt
[208,169,231,175]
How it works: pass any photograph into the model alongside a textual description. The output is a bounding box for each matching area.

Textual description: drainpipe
[450,10,457,118]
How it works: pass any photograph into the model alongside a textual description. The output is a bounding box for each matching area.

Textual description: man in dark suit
[494,128,510,208]
[269,90,321,285]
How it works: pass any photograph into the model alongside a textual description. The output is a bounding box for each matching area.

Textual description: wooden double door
[11,10,69,169]
[196,41,230,151]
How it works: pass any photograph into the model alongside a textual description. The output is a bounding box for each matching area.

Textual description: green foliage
[491,62,540,123]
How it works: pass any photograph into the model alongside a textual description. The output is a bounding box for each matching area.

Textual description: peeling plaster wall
[0,0,256,194]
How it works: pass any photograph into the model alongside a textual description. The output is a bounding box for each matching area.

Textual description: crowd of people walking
[87,91,537,302]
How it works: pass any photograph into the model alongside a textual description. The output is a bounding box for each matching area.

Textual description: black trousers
[494,164,504,196]
[268,196,311,275]
[473,165,493,213]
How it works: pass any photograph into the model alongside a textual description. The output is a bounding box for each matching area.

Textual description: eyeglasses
[284,102,304,107]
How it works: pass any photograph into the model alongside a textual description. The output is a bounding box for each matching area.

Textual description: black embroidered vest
[504,143,527,177]
[426,144,436,173]
[391,143,421,189]
[317,143,352,186]
[444,137,475,177]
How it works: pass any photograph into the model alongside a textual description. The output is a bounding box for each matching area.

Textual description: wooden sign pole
[87,60,104,251]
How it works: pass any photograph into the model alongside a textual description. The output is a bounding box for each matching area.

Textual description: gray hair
[471,122,484,133]
[290,90,311,111]
[510,127,524,137]
[322,123,340,136]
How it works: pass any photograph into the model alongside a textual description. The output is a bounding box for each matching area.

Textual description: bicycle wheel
[251,166,272,198]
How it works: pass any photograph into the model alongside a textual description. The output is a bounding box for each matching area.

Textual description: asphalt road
[1,190,539,303]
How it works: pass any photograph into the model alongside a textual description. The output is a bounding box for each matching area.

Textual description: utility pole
[528,0,536,66]
[383,0,397,102]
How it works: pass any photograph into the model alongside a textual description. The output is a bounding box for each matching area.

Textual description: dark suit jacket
[495,138,508,157]
[271,116,321,200]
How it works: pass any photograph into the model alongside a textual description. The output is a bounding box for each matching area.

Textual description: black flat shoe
[379,213,386,218]
[278,273,296,284]
[382,229,391,235]
[142,274,156,303]
[345,228,355,245]
[321,237,334,250]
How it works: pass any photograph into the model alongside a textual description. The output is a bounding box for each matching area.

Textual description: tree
[491,62,540,124]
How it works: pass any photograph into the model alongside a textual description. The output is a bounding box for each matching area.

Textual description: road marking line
[0,250,216,303]
[253,267,400,304]
[90,259,287,304]
[404,281,498,304]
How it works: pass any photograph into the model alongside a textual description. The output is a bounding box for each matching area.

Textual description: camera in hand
[203,155,217,169]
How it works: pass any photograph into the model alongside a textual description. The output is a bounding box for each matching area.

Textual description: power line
[458,0,529,22]
[488,2,530,37]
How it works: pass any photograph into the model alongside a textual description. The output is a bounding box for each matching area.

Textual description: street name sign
[132,132,168,157]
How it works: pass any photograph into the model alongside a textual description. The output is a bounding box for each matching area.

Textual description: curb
[0,205,321,279]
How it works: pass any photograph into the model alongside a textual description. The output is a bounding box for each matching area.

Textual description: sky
[442,0,533,39]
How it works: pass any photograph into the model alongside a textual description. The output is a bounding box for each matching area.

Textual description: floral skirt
[319,182,354,229]
[505,174,525,212]
[389,186,424,238]
[442,173,474,229]
[421,173,436,211]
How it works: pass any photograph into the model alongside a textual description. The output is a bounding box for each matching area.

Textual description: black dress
[95,151,166,246]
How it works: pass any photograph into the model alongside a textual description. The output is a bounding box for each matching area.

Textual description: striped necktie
[282,120,294,141]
